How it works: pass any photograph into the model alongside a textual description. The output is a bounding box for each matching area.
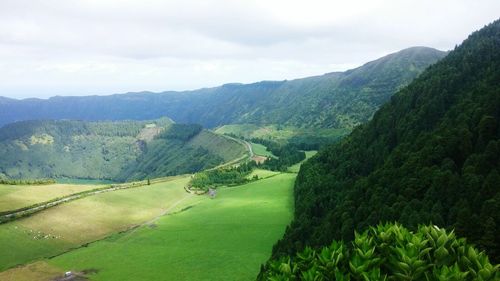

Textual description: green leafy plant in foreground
[260,223,499,281]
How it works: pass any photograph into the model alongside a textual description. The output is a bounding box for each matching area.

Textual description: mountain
[271,20,500,261]
[0,47,445,130]
[0,119,246,181]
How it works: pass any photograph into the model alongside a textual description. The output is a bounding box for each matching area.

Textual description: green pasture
[215,124,348,143]
[246,168,280,180]
[0,183,101,212]
[43,173,295,281]
[0,176,190,272]
[55,178,115,185]
[288,151,317,173]
[251,142,277,158]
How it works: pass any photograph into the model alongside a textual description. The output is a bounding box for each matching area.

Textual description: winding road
[243,140,254,158]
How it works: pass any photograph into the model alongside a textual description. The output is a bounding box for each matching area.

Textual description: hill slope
[0,119,245,181]
[0,47,445,129]
[272,20,500,261]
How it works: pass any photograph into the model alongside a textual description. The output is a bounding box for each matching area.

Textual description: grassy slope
[0,176,190,271]
[288,151,318,173]
[2,173,295,281]
[55,178,115,185]
[0,119,245,182]
[188,130,246,162]
[216,124,348,140]
[215,124,297,140]
[0,184,102,212]
[215,124,349,146]
[247,169,280,180]
[251,142,277,158]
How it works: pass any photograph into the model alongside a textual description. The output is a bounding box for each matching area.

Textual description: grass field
[251,142,277,158]
[0,173,296,281]
[189,130,247,162]
[215,124,297,140]
[0,183,103,212]
[246,169,280,180]
[215,124,349,143]
[0,176,191,271]
[55,178,115,185]
[288,151,317,173]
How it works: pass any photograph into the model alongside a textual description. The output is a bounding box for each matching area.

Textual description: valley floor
[0,173,295,281]
[0,183,103,213]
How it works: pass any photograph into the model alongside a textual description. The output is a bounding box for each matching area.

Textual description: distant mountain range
[0,47,446,129]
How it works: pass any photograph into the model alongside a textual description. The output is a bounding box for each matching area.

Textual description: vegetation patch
[246,169,280,180]
[29,134,54,145]
[250,138,306,172]
[217,124,349,150]
[261,223,499,280]
[251,142,277,158]
[287,151,317,173]
[188,162,256,191]
[0,178,55,185]
[187,139,307,193]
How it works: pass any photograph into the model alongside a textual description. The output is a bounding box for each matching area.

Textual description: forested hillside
[0,47,445,130]
[0,119,245,181]
[116,125,246,181]
[272,20,500,262]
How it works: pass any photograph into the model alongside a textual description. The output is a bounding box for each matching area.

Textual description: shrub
[260,223,499,281]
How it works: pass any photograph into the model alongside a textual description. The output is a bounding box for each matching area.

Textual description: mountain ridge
[0,47,442,102]
[0,47,446,130]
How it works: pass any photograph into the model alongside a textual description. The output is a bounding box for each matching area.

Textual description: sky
[0,0,499,99]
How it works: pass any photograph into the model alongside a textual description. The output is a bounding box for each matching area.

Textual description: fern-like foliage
[260,223,499,281]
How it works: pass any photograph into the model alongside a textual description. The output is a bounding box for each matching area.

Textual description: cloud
[0,0,499,98]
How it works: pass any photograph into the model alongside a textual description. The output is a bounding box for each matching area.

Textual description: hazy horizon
[1,46,445,101]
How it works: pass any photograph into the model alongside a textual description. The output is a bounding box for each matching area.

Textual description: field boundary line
[0,176,186,224]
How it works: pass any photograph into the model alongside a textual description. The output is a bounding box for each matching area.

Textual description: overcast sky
[0,0,498,99]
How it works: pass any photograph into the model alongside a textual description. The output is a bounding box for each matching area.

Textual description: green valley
[0,9,499,281]
[0,173,296,281]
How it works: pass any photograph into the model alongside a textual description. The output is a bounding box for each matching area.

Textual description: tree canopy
[271,19,500,262]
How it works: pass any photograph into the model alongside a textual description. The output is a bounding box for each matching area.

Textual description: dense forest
[271,20,500,263]
[116,125,246,181]
[0,48,445,130]
[189,162,256,190]
[250,138,307,171]
[189,138,308,190]
[0,119,245,181]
